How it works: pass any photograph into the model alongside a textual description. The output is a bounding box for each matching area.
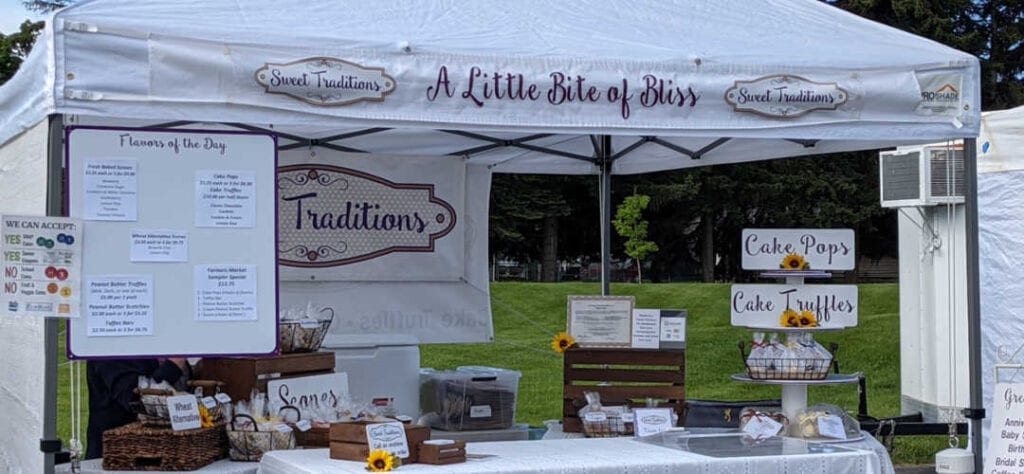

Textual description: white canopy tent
[0,0,982,472]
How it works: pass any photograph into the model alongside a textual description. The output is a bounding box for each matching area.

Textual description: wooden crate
[198,352,335,401]
[329,421,430,463]
[418,440,466,465]
[562,348,685,433]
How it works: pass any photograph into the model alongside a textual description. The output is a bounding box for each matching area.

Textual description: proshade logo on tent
[724,74,848,118]
[255,57,397,106]
[276,165,457,267]
[915,72,963,116]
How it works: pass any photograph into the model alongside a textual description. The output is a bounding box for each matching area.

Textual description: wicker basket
[279,307,334,353]
[101,422,227,471]
[226,414,297,462]
[131,380,226,426]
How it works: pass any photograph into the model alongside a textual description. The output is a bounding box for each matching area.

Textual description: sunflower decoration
[779,253,810,270]
[798,310,819,328]
[551,331,578,354]
[779,308,801,328]
[198,404,214,428]
[366,449,398,472]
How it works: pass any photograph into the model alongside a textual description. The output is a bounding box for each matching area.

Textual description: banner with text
[741,229,855,271]
[730,284,858,329]
[277,154,464,282]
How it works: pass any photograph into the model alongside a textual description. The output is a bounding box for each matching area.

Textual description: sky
[0,2,44,35]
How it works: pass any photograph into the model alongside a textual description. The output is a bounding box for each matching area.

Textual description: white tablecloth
[56,458,258,474]
[258,437,885,474]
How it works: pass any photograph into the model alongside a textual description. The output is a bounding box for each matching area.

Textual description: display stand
[562,347,686,433]
[731,270,860,431]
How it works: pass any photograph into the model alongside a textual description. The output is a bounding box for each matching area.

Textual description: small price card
[633,407,674,437]
[366,422,410,458]
[817,415,848,440]
[166,394,201,431]
[742,414,784,438]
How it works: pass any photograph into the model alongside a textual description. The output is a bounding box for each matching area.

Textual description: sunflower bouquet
[779,253,811,270]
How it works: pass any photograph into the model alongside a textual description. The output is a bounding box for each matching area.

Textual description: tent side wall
[0,120,51,474]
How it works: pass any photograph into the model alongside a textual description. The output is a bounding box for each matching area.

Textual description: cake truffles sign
[741,229,855,271]
[731,284,858,329]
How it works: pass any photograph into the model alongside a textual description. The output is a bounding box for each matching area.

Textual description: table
[258,436,888,474]
[543,422,895,474]
[56,458,258,474]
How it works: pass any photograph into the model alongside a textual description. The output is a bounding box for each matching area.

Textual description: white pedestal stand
[732,270,860,435]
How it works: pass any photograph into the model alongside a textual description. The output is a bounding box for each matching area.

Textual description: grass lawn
[59,281,952,465]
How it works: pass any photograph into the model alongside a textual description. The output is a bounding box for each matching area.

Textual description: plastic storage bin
[420,366,521,431]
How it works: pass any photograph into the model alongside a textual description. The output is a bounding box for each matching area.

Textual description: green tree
[612,194,658,283]
[0,20,44,85]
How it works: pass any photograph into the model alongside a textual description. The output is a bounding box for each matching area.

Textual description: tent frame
[36,112,985,472]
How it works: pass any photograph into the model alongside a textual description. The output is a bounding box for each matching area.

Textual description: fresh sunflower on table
[366,449,398,472]
[551,331,577,353]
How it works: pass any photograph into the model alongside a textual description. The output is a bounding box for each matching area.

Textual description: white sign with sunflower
[730,284,858,329]
[740,229,855,271]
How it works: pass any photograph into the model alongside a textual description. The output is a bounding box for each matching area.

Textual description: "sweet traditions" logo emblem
[255,57,396,106]
[725,75,848,118]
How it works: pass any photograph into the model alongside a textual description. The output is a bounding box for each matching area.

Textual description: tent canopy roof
[0,0,981,174]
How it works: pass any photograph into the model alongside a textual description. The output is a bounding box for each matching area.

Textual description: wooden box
[417,440,467,465]
[562,348,686,433]
[329,421,431,463]
[198,351,335,401]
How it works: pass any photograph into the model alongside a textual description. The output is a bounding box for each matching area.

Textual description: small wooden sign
[267,372,349,415]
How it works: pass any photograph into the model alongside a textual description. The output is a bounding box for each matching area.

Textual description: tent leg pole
[963,137,983,472]
[599,135,612,296]
[42,115,65,473]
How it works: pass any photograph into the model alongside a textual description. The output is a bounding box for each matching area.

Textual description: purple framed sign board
[65,126,279,359]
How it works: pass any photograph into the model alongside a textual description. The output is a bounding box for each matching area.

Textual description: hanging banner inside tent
[277,150,492,344]
[277,154,464,282]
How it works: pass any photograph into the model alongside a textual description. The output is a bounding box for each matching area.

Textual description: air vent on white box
[879,144,964,208]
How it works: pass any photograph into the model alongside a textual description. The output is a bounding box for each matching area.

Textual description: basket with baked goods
[279,303,334,353]
[578,391,634,438]
[740,332,834,380]
[131,379,227,426]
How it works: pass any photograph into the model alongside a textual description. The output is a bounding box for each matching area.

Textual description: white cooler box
[321,334,421,419]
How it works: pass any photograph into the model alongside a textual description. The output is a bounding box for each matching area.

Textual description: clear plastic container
[419,366,521,431]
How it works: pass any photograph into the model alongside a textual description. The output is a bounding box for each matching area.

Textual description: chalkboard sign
[66,126,278,358]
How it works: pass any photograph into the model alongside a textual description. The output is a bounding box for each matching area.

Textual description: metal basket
[279,306,334,353]
[739,341,836,381]
[581,414,633,438]
[130,380,226,426]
